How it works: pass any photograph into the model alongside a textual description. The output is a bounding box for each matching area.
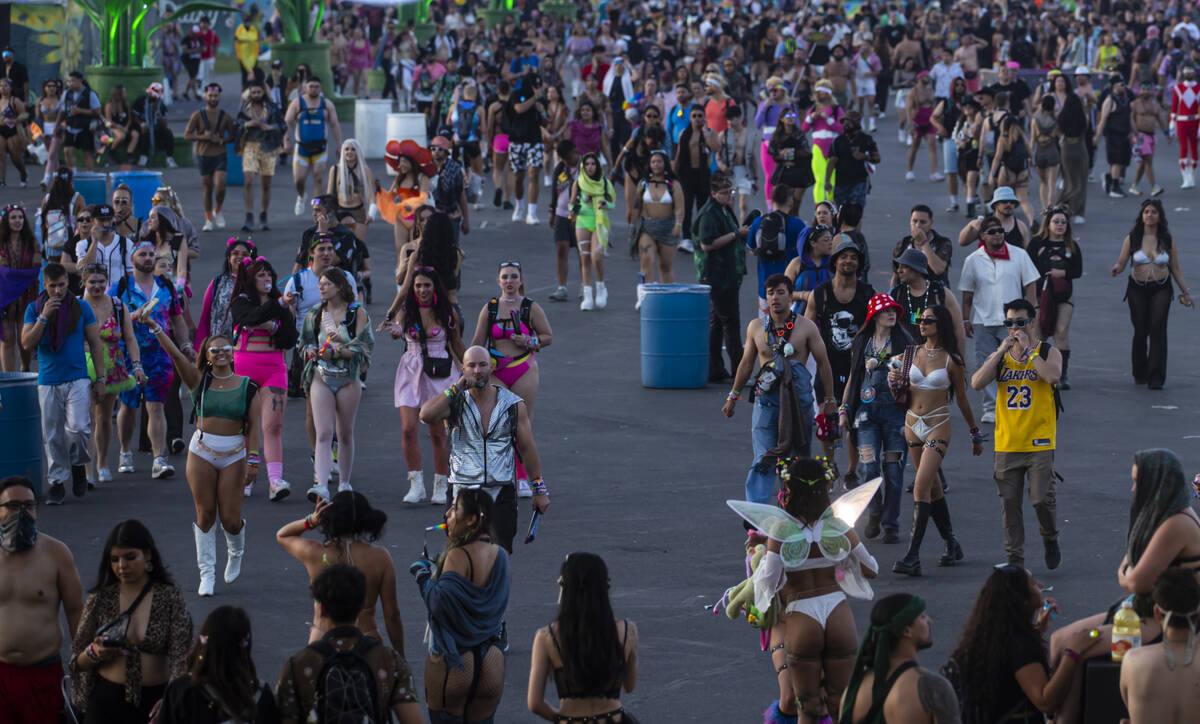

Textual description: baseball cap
[91,203,114,218]
[430,136,452,151]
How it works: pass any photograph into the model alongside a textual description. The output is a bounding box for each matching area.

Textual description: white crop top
[909,356,951,391]
[642,180,672,204]
[1132,248,1169,266]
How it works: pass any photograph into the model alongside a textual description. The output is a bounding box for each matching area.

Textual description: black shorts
[957,147,979,178]
[554,215,576,246]
[1105,133,1132,167]
[458,140,481,161]
[197,153,227,176]
[297,139,327,158]
[64,129,93,151]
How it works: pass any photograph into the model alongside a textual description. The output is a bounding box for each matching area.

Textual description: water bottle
[1111,599,1141,662]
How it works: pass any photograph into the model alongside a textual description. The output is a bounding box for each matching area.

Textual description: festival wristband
[823,397,836,405]
[530,477,548,496]
[85,643,100,663]
[1063,648,1081,662]
[727,391,741,401]
[837,404,850,415]
[36,315,49,325]
[303,514,314,530]
[443,383,459,399]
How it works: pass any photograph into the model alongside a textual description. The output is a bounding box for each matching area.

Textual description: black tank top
[1003,221,1024,250]
[814,281,874,392]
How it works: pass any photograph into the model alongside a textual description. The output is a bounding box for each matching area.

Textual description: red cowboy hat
[385,139,435,176]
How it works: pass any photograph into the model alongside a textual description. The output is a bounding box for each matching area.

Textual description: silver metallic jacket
[448,385,522,487]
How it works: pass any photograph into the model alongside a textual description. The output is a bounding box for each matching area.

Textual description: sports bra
[1132,248,1169,266]
[909,355,951,391]
[191,376,251,422]
[642,180,672,204]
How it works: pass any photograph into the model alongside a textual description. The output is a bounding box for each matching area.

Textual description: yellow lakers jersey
[995,343,1057,452]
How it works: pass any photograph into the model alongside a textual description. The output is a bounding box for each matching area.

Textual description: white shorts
[732,166,753,194]
[189,430,246,470]
[857,80,877,98]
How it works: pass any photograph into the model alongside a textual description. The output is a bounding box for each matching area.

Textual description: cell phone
[524,510,542,544]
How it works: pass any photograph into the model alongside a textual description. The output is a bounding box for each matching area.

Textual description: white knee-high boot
[193,523,217,596]
[223,520,245,584]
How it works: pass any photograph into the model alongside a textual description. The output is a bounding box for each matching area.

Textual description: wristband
[443,383,459,399]
[823,397,836,405]
[837,403,850,415]
[1063,648,1081,662]
[727,391,741,401]
[303,514,314,531]
[530,477,548,496]
[36,315,49,325]
[148,325,164,336]
[85,643,100,663]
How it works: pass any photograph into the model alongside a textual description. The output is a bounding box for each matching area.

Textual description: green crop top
[191,376,254,422]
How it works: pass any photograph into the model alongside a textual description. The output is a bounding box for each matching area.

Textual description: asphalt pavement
[9,88,1200,721]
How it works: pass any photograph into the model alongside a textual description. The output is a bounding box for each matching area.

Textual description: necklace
[923,343,942,358]
[499,296,521,303]
[210,370,234,380]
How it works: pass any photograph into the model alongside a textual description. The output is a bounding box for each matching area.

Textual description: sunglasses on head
[1003,317,1031,328]
[498,260,522,270]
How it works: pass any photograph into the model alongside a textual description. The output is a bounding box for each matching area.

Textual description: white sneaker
[152,457,175,479]
[981,410,996,424]
[635,283,647,310]
[1073,216,1085,224]
[202,219,215,231]
[214,212,226,228]
[898,128,906,143]
[269,479,291,501]
[511,200,525,222]
[581,285,594,311]
[525,209,539,225]
[294,195,305,216]
[118,452,135,473]
[906,171,916,181]
[166,157,179,168]
[337,482,353,494]
[595,281,608,309]
[243,481,253,497]
[98,467,112,483]
[517,479,533,498]
[1127,185,1143,196]
[930,172,945,182]
[678,238,695,253]
[306,483,330,503]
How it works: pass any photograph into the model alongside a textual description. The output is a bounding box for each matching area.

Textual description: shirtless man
[716,105,755,220]
[891,29,926,75]
[954,34,985,92]
[723,273,835,504]
[1120,568,1200,724]
[1129,81,1168,196]
[0,476,84,722]
[822,44,856,108]
[840,593,961,723]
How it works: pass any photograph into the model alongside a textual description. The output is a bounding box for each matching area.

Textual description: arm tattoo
[917,670,962,724]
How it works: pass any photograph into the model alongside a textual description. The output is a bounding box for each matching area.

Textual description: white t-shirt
[76,234,134,281]
[282,266,358,332]
[958,244,1041,326]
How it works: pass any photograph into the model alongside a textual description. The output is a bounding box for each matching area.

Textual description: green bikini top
[191,376,253,422]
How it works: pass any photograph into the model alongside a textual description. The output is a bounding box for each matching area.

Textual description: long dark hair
[320,490,388,543]
[1127,198,1173,254]
[923,304,964,369]
[415,212,459,287]
[401,266,456,331]
[92,519,175,591]
[1128,449,1190,568]
[555,553,625,695]
[950,565,1044,722]
[0,205,38,258]
[782,458,832,525]
[846,311,912,415]
[44,168,76,216]
[231,257,281,303]
[185,606,261,722]
[1031,207,1080,257]
[1057,91,1086,137]
[222,238,257,276]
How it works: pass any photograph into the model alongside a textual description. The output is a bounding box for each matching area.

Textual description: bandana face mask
[0,507,37,553]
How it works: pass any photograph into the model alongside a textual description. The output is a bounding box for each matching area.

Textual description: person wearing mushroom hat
[132,82,178,168]
[1170,65,1200,188]
[805,239,876,484]
[839,293,913,542]
[376,139,432,260]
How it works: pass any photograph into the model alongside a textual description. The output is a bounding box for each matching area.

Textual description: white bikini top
[909,355,951,391]
[642,180,672,204]
[1132,248,1169,266]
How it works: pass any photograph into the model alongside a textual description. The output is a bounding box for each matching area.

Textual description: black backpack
[757,211,788,262]
[306,635,381,724]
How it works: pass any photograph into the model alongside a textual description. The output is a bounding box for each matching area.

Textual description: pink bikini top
[491,320,531,340]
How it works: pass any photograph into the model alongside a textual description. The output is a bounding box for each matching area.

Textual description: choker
[418,301,433,308]
[499,297,521,303]
[210,370,234,379]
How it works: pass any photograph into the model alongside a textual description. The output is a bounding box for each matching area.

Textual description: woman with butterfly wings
[730,457,880,724]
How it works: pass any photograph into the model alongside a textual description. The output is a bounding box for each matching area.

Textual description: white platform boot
[431,474,449,505]
[223,519,245,584]
[403,470,426,504]
[193,523,217,597]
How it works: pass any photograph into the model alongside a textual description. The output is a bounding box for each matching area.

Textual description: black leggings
[1126,277,1172,386]
[677,168,710,241]
[708,283,743,376]
[84,675,164,724]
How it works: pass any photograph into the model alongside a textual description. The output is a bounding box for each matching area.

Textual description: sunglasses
[498,260,522,270]
[77,216,93,222]
[1003,318,1031,328]
[918,317,938,325]
[208,344,235,354]
[981,228,1004,235]
[0,500,36,513]
[113,198,131,206]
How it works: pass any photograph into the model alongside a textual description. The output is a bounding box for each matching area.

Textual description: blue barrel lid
[0,372,38,386]
[109,170,162,178]
[642,283,711,294]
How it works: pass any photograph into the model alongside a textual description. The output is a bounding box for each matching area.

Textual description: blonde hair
[335,139,369,209]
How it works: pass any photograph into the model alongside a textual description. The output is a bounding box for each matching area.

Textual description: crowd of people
[2,0,1200,721]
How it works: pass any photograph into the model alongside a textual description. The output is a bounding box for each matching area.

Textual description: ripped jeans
[854,400,907,532]
[744,361,813,504]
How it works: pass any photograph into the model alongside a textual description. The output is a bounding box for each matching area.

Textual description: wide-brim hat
[865,292,903,324]
[385,139,435,176]
[990,186,1018,207]
[893,247,929,277]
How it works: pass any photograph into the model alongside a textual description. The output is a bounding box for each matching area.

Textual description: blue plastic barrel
[74,172,108,207]
[109,170,163,219]
[640,283,711,389]
[0,373,43,495]
[225,143,244,186]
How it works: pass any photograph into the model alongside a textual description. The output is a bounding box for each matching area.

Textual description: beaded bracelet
[727,391,741,401]
[530,477,548,496]
[303,514,314,530]
[969,427,984,443]
[837,404,850,415]
[443,383,459,399]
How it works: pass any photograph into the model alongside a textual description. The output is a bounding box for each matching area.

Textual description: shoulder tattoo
[917,669,962,724]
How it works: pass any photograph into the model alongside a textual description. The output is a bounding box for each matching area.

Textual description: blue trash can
[74,172,108,207]
[640,283,711,389]
[0,373,43,496]
[225,143,244,186]
[109,170,163,219]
